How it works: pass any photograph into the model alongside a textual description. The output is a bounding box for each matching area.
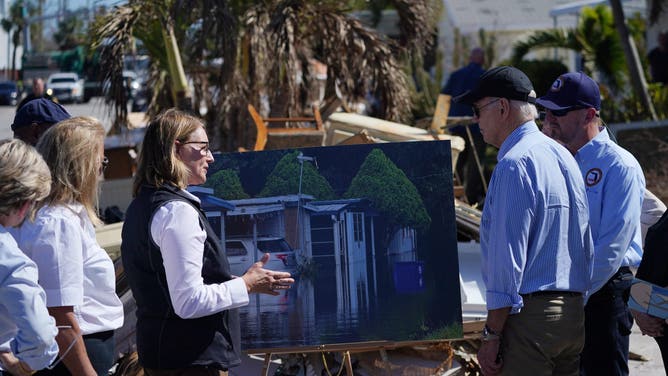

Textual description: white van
[225,236,297,275]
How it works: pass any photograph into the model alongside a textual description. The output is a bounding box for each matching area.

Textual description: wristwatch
[481,324,502,342]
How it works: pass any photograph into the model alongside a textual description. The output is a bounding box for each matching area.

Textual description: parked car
[225,236,297,275]
[0,81,20,105]
[46,72,85,103]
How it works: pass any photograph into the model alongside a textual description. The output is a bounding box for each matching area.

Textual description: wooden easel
[253,341,394,376]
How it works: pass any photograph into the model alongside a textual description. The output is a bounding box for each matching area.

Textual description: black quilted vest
[121,184,241,370]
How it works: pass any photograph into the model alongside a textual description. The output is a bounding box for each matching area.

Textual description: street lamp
[295,152,315,256]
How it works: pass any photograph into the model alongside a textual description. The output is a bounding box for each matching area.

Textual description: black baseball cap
[453,66,536,105]
[536,72,601,111]
[11,98,71,131]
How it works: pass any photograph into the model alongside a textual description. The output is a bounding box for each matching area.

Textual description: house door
[345,212,366,263]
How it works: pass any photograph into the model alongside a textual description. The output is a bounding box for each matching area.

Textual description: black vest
[121,184,241,370]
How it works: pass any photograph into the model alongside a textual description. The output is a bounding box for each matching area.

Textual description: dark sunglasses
[472,98,501,118]
[545,107,585,117]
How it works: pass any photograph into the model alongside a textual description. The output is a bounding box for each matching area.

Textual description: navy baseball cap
[11,98,71,131]
[536,72,601,111]
[453,66,536,104]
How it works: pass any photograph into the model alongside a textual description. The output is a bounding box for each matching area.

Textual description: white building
[439,0,647,77]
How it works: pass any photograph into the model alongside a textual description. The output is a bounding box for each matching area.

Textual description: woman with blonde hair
[0,139,58,375]
[11,117,123,376]
[122,109,293,375]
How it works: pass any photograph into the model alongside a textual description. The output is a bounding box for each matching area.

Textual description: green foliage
[422,322,463,340]
[602,83,668,122]
[344,149,431,232]
[204,169,249,200]
[259,151,336,200]
[54,15,86,51]
[511,5,625,90]
[513,59,569,97]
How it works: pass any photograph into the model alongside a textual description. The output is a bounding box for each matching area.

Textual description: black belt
[521,290,582,298]
[82,329,114,340]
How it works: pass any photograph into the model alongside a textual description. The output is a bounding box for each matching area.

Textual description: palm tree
[511,5,625,91]
[91,0,437,150]
[1,1,26,81]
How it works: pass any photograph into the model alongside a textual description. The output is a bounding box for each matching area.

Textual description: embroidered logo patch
[585,168,603,187]
[550,78,563,92]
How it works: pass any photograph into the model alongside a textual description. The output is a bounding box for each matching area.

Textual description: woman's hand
[0,352,35,376]
[241,253,295,295]
[631,309,664,337]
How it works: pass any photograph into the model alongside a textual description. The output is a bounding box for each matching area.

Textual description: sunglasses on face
[182,141,211,156]
[472,98,501,117]
[545,106,590,117]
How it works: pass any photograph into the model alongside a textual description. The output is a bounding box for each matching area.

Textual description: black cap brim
[452,89,480,105]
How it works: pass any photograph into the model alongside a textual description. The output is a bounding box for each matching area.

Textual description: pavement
[629,321,666,375]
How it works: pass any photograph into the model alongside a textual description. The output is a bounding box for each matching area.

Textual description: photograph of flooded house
[205,140,461,350]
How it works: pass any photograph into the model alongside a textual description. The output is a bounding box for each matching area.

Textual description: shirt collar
[497,120,539,161]
[577,126,609,156]
[182,188,201,203]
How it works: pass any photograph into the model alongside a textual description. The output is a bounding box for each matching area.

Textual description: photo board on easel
[206,140,462,350]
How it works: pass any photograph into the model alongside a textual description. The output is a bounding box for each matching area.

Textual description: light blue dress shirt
[575,128,645,294]
[481,121,594,313]
[0,226,58,370]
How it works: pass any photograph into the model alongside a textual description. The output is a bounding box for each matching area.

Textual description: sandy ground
[629,321,666,375]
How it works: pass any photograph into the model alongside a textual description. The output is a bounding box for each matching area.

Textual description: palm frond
[92,4,140,134]
[511,29,577,65]
[390,0,434,53]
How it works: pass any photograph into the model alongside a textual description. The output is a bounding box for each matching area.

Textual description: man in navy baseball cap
[539,71,645,376]
[537,71,601,113]
[11,98,71,146]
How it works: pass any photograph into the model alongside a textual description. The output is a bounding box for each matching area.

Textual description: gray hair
[0,139,51,218]
[511,99,539,121]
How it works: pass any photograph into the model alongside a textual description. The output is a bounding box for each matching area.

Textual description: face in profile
[176,126,214,186]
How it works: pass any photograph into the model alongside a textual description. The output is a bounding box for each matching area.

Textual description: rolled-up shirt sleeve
[481,161,533,313]
[0,235,58,370]
[150,201,249,319]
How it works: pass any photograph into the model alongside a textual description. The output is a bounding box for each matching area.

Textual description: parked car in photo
[0,81,20,105]
[46,72,85,103]
[225,236,297,275]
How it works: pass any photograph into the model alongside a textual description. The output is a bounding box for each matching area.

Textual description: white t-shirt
[149,190,248,319]
[10,203,123,335]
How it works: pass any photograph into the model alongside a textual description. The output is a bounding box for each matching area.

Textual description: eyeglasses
[182,141,211,156]
[100,156,109,174]
[472,98,501,117]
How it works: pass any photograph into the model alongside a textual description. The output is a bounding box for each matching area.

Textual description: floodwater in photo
[208,141,462,350]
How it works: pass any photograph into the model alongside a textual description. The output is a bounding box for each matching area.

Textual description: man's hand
[478,339,503,375]
[241,253,295,295]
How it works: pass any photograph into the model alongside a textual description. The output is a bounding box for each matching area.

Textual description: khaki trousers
[500,293,585,376]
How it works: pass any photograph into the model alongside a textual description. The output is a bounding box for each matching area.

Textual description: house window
[353,212,363,242]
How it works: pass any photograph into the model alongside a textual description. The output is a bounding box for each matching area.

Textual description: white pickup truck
[46,72,85,103]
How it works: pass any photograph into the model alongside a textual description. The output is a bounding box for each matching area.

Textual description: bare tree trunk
[609,0,658,121]
[161,21,192,111]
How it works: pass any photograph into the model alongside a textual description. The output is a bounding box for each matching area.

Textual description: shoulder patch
[585,168,603,187]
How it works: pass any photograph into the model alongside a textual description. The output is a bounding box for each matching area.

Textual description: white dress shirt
[149,190,249,319]
[10,204,123,335]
